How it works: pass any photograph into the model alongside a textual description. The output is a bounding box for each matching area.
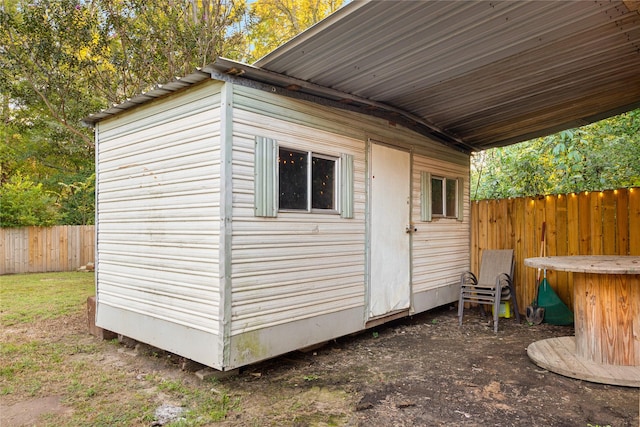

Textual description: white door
[369,142,411,318]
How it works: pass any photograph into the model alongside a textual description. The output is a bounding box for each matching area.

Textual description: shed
[85,1,640,371]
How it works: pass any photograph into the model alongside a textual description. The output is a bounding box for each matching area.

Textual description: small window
[421,172,463,222]
[430,176,458,218]
[279,147,337,212]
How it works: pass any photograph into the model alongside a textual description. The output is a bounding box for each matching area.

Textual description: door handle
[405,225,417,234]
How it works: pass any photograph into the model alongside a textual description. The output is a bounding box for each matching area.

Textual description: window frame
[421,171,464,222]
[278,146,340,214]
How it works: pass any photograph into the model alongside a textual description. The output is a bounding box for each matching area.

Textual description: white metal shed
[89,69,469,369]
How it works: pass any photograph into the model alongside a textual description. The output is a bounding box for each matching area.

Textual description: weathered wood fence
[0,226,95,275]
[471,187,640,314]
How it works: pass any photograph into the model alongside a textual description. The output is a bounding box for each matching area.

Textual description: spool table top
[524,256,640,275]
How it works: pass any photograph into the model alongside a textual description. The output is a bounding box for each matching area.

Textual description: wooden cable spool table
[524,256,640,387]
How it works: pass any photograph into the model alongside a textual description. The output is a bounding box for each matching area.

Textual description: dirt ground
[3,304,639,426]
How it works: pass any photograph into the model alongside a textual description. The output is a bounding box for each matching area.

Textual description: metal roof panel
[257,0,640,150]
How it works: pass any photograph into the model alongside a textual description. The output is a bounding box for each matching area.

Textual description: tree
[1,0,107,226]
[58,172,96,225]
[99,0,248,101]
[1,0,105,149]
[0,173,60,227]
[245,0,344,62]
[1,0,248,226]
[471,109,640,200]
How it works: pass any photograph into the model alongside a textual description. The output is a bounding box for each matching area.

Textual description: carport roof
[255,0,640,152]
[85,1,640,154]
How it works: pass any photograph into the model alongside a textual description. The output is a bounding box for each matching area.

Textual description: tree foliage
[98,0,248,101]
[471,109,640,200]
[1,0,344,227]
[245,0,344,61]
[1,0,637,226]
[0,173,60,227]
[1,0,249,226]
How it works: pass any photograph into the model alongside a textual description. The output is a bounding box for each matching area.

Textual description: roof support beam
[209,58,473,153]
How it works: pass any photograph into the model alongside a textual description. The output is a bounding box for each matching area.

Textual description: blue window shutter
[340,153,354,219]
[255,136,277,217]
[457,176,465,221]
[421,171,432,222]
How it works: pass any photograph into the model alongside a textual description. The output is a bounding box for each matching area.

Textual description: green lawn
[0,272,233,426]
[0,272,95,326]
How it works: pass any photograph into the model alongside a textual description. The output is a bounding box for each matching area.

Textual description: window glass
[278,148,337,211]
[279,148,308,210]
[446,178,457,218]
[312,156,335,209]
[431,177,444,215]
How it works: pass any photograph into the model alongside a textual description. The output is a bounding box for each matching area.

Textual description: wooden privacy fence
[0,226,95,275]
[471,187,640,314]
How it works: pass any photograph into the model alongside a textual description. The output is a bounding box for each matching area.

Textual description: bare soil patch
[1,396,72,426]
[2,304,639,426]
[222,306,639,426]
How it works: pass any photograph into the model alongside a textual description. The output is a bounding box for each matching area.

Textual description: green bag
[537,278,574,325]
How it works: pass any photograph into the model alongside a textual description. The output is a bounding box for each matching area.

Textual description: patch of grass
[0,331,157,426]
[291,412,346,426]
[0,272,95,326]
[0,272,236,426]
[158,378,236,425]
[0,272,152,426]
[0,338,98,397]
[61,368,156,426]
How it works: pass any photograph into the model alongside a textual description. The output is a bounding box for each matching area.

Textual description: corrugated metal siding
[96,81,223,335]
[411,152,470,294]
[230,85,367,335]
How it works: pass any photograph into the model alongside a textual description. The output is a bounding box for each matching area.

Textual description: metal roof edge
[483,100,640,150]
[210,58,472,152]
[81,69,212,126]
[82,56,471,152]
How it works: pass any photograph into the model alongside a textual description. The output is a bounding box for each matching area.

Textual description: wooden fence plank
[616,189,630,255]
[47,227,56,272]
[513,197,526,310]
[630,188,640,256]
[602,190,616,255]
[505,198,517,282]
[578,192,591,255]
[523,197,538,309]
[477,200,489,272]
[471,201,479,276]
[567,193,580,256]
[555,194,570,307]
[590,192,604,255]
[506,198,516,250]
[487,199,497,250]
[545,195,569,304]
[59,226,69,271]
[0,229,5,275]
